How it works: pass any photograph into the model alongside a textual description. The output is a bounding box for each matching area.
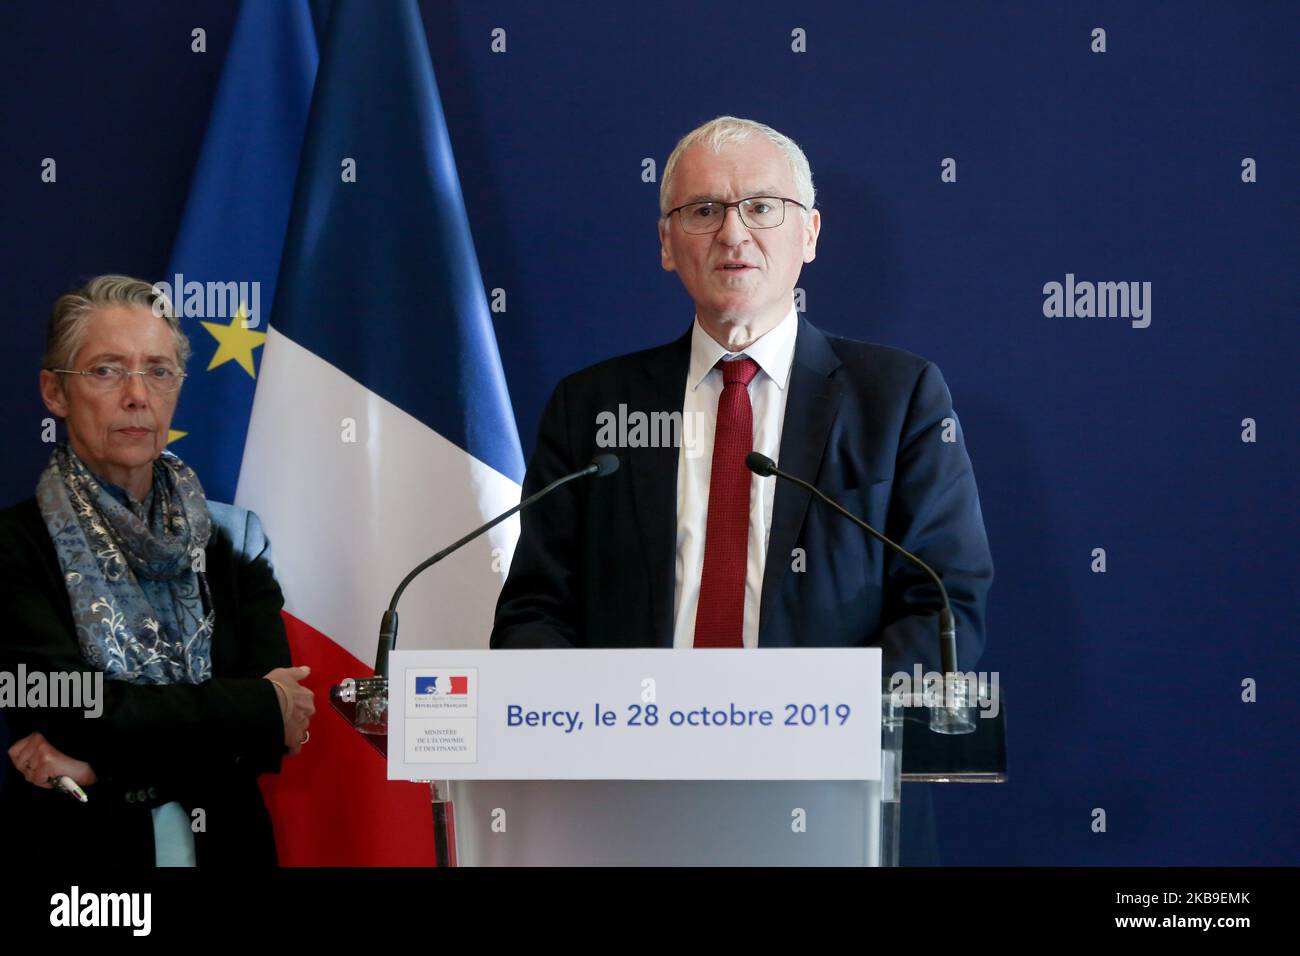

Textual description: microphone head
[590,453,620,477]
[746,452,776,477]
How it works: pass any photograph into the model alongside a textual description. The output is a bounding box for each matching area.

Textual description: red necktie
[694,356,760,648]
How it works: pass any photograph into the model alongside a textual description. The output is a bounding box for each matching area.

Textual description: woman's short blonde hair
[43,274,191,372]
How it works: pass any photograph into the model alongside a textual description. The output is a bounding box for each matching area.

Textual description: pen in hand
[49,775,88,803]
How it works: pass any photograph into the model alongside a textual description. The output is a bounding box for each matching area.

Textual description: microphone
[745,451,960,676]
[373,453,619,677]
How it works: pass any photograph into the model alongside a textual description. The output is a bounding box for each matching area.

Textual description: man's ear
[802,208,821,264]
[40,370,69,418]
[658,218,676,273]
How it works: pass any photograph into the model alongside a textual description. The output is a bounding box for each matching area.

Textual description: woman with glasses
[0,275,313,866]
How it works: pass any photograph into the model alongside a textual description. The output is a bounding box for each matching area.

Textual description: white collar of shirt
[686,305,799,392]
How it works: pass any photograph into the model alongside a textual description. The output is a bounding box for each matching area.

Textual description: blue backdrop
[0,0,1295,865]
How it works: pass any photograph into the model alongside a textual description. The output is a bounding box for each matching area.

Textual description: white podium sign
[387,648,880,781]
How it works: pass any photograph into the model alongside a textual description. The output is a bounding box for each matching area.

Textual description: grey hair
[659,116,816,217]
[43,274,191,372]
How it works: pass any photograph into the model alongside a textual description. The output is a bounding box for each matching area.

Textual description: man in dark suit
[491,117,994,864]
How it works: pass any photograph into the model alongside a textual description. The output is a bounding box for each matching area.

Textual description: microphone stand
[746,452,975,735]
[329,455,621,866]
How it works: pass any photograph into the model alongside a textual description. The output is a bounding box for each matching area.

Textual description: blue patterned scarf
[36,444,215,685]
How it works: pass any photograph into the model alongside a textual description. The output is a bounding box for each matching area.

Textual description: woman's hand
[7,732,97,789]
[264,665,315,756]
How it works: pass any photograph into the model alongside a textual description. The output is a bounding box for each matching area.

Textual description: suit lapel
[759,318,843,643]
[629,328,692,648]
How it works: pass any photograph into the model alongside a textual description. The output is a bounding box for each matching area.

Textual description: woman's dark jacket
[0,497,290,866]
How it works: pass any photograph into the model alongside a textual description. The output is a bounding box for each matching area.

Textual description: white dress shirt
[672,306,799,649]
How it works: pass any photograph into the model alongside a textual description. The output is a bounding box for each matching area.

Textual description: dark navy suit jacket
[490,317,995,866]
[492,317,994,673]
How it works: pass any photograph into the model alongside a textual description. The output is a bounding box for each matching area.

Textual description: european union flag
[164,0,319,502]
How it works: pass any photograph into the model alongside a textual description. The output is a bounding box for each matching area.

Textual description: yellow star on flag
[202,305,267,378]
[167,429,188,445]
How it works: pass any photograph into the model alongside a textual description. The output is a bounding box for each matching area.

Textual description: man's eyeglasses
[665,196,808,235]
[49,364,187,393]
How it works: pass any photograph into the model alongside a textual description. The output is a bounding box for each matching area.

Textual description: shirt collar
[686,305,799,392]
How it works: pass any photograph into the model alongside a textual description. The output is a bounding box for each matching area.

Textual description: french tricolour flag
[415,677,470,696]
[235,0,523,865]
